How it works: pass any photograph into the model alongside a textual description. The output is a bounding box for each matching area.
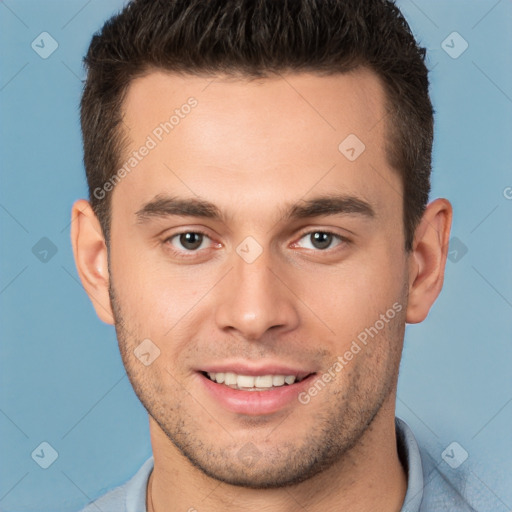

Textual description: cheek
[299,247,406,342]
[109,241,219,340]
[298,250,406,366]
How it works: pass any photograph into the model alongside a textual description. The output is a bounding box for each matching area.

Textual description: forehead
[121,68,388,150]
[114,68,399,223]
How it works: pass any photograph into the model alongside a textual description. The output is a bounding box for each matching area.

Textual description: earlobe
[406,198,453,324]
[70,199,114,325]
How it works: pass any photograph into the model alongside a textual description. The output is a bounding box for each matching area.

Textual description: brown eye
[179,232,203,250]
[167,232,210,252]
[309,232,333,250]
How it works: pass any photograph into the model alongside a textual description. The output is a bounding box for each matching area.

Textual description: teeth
[224,372,237,385]
[237,375,256,388]
[206,372,299,389]
[255,375,273,388]
[272,375,285,386]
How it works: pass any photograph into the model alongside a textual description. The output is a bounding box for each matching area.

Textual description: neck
[147,396,407,512]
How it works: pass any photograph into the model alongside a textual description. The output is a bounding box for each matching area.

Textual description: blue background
[1,1,511,510]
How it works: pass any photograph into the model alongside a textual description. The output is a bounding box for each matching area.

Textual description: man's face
[107,69,410,487]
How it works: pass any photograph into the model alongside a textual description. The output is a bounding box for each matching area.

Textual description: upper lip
[198,362,316,380]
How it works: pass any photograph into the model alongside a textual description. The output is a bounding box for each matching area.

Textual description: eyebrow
[135,193,376,225]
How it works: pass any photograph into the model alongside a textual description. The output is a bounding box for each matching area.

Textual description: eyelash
[163,229,350,258]
[163,229,214,258]
[294,229,350,251]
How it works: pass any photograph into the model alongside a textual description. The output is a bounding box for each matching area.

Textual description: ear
[70,199,114,325]
[406,198,453,324]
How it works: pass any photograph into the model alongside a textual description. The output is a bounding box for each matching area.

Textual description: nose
[214,245,300,341]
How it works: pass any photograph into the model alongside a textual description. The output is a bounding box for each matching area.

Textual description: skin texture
[71,68,452,512]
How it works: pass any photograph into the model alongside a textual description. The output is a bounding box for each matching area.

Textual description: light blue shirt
[79,418,476,511]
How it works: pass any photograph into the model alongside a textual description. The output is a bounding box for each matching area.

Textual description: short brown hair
[81,0,433,251]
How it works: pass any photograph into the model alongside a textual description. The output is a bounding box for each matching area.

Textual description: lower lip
[198,372,316,415]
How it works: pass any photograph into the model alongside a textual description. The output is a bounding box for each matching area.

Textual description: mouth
[200,370,314,391]
[197,368,318,415]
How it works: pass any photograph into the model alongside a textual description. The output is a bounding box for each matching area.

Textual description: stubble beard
[108,276,405,489]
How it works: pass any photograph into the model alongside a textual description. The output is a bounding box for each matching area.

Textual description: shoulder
[79,484,128,512]
[78,457,154,512]
[417,447,477,512]
[396,417,499,512]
